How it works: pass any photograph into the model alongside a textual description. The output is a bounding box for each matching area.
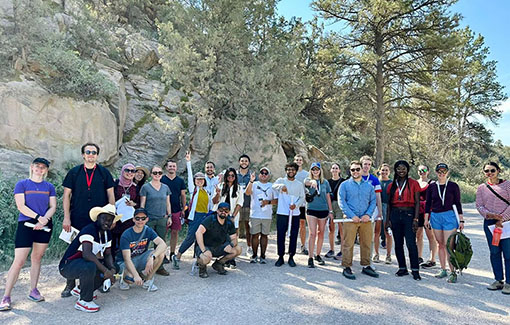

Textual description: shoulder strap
[136,226,148,244]
[486,184,510,206]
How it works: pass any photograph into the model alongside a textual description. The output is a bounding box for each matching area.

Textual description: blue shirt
[305,179,332,211]
[118,226,158,261]
[338,178,376,219]
[238,171,257,208]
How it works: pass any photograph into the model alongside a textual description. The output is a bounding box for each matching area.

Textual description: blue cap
[218,202,230,210]
[134,208,147,216]
[310,162,321,169]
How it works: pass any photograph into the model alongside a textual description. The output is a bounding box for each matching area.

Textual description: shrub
[457,180,477,204]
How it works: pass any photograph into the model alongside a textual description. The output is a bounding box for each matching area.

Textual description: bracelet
[36,214,41,221]
[459,220,465,223]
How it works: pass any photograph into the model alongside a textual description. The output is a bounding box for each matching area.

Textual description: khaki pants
[342,221,373,268]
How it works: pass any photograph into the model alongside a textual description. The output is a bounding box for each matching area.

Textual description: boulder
[0,79,118,174]
[124,33,160,69]
[0,148,35,177]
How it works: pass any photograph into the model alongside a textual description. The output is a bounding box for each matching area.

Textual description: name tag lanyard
[397,179,407,200]
[84,165,97,190]
[436,180,448,206]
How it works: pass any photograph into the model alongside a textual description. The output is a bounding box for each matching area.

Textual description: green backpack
[447,231,473,274]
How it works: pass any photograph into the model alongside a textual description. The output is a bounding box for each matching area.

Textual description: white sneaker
[143,279,158,292]
[75,299,100,313]
[71,287,97,300]
[246,246,253,256]
[119,278,130,290]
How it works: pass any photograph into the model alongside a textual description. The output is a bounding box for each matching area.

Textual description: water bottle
[493,227,503,246]
[190,260,197,276]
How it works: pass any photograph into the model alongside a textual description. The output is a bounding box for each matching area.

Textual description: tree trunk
[374,31,385,167]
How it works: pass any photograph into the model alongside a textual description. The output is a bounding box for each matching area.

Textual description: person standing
[294,155,309,255]
[326,163,345,260]
[416,164,438,268]
[273,162,305,267]
[237,154,256,256]
[161,159,187,263]
[339,161,378,280]
[140,166,172,276]
[386,160,422,280]
[476,162,510,293]
[245,167,277,264]
[424,163,463,283]
[134,166,149,203]
[0,158,56,311]
[378,164,393,264]
[204,160,219,197]
[60,143,115,298]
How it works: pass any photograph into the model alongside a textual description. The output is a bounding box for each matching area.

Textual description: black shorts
[306,209,329,219]
[15,221,52,248]
[195,241,232,258]
[418,213,425,227]
[299,207,306,220]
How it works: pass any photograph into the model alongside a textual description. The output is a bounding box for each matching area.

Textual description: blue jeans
[178,212,208,255]
[484,219,510,284]
[390,207,419,271]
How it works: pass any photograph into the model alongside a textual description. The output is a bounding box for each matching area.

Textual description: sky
[277,0,510,145]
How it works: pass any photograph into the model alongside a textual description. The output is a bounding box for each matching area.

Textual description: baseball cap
[218,202,230,210]
[32,157,50,167]
[134,208,148,216]
[435,163,449,171]
[260,167,271,174]
[310,162,321,169]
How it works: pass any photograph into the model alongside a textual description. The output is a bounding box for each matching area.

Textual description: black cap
[134,208,147,216]
[435,163,449,171]
[32,157,50,168]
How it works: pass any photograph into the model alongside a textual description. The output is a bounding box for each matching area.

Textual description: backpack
[446,231,473,274]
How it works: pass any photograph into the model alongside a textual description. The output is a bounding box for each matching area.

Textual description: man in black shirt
[195,203,241,278]
[61,143,115,297]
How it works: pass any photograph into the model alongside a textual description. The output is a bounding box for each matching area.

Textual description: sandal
[421,260,436,268]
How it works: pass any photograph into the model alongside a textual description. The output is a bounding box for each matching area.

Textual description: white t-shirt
[273,178,305,216]
[250,181,275,220]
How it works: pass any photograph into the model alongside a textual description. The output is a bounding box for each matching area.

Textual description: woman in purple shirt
[0,158,57,311]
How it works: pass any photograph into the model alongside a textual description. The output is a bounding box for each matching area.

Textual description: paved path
[1,203,509,324]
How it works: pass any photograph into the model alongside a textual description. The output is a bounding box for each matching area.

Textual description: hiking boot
[325,250,335,258]
[163,256,170,264]
[372,254,380,263]
[502,283,510,295]
[301,245,309,255]
[308,257,315,268]
[421,260,436,268]
[61,280,75,298]
[385,255,392,264]
[288,256,296,267]
[27,288,45,302]
[75,299,100,313]
[447,272,457,283]
[275,257,284,267]
[487,280,504,290]
[315,255,325,266]
[362,266,379,278]
[435,269,448,279]
[171,254,180,270]
[0,296,11,311]
[156,267,170,276]
[396,269,409,277]
[334,251,343,260]
[212,260,227,275]
[198,264,209,278]
[343,267,356,280]
[412,271,421,281]
[250,255,258,264]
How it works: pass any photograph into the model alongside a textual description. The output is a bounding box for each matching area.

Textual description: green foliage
[457,180,477,203]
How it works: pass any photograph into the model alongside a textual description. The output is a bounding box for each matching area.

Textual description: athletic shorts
[15,221,52,248]
[299,206,306,220]
[249,218,271,235]
[117,249,154,273]
[169,212,183,231]
[195,241,232,258]
[430,210,458,231]
[307,209,329,219]
[239,207,250,222]
[418,213,425,227]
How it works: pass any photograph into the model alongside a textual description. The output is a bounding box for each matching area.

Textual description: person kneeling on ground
[117,208,167,292]
[58,204,120,313]
[195,202,242,278]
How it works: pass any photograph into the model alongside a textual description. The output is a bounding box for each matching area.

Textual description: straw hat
[89,204,122,223]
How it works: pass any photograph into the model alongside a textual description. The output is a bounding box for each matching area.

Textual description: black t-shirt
[62,164,115,230]
[161,175,186,213]
[59,222,112,267]
[201,213,236,248]
[328,178,345,202]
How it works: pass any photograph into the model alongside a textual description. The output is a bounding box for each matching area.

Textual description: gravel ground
[1,203,509,324]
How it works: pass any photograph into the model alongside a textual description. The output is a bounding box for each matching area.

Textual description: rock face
[0,79,118,173]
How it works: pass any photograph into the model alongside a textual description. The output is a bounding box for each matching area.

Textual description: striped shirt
[476,180,510,221]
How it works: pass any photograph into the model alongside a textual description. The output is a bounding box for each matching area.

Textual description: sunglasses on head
[134,216,148,221]
[85,150,97,155]
[152,171,163,175]
[350,167,361,172]
[125,169,136,173]
[484,168,497,174]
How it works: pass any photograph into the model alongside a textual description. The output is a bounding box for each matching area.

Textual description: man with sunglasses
[61,143,116,297]
[237,154,257,256]
[339,161,378,280]
[116,208,167,291]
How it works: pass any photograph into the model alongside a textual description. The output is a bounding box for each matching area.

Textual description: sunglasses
[418,169,428,173]
[85,150,97,155]
[311,168,320,171]
[484,168,497,174]
[350,167,361,172]
[125,169,136,173]
[152,171,163,175]
[286,168,296,172]
[226,174,236,178]
[134,216,148,221]
[218,208,230,213]
[436,170,448,174]
[260,172,269,175]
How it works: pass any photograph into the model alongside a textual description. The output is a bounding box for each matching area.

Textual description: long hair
[389,160,410,206]
[221,167,239,198]
[309,164,324,184]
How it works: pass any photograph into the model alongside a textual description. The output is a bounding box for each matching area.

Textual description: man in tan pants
[338,161,379,280]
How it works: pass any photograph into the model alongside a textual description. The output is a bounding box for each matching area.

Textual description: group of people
[1,142,510,313]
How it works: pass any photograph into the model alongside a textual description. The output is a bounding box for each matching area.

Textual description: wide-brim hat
[135,166,149,178]
[90,204,122,223]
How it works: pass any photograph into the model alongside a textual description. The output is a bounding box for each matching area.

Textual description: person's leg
[3,248,31,297]
[289,214,301,257]
[60,259,98,302]
[244,220,251,248]
[29,243,49,290]
[402,213,419,271]
[391,209,407,270]
[500,238,510,284]
[307,215,318,258]
[260,234,268,258]
[416,227,424,260]
[197,250,212,266]
[276,214,288,258]
[359,222,373,267]
[299,207,307,248]
[177,215,203,258]
[425,226,438,262]
[385,227,393,257]
[341,223,357,268]
[373,220,381,257]
[219,244,243,263]
[434,229,447,270]
[170,229,179,255]
[252,233,260,257]
[328,220,335,252]
[146,253,164,280]
[442,228,457,272]
[484,219,504,281]
[316,218,327,257]
[151,218,168,271]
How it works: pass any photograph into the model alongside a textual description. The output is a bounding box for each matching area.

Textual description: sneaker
[334,251,343,260]
[250,255,258,264]
[156,267,170,276]
[212,260,227,275]
[308,257,315,268]
[229,260,237,269]
[275,257,284,267]
[247,246,253,256]
[418,257,424,264]
[198,264,209,278]
[315,255,325,266]
[362,266,379,278]
[421,260,436,268]
[142,278,158,292]
[487,280,505,290]
[503,283,510,295]
[301,245,309,255]
[71,287,97,300]
[0,296,11,311]
[325,250,335,258]
[28,288,45,302]
[447,272,457,283]
[75,299,100,313]
[412,271,422,281]
[372,254,380,263]
[335,239,341,245]
[385,255,392,264]
[259,257,267,264]
[395,269,409,277]
[171,254,180,270]
[435,269,448,279]
[343,267,356,280]
[163,256,170,264]
[190,260,198,276]
[119,278,130,290]
[288,256,296,267]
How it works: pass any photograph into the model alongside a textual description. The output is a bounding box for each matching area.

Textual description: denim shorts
[430,210,458,231]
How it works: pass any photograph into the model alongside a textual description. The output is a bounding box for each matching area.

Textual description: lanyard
[436,180,448,206]
[397,179,407,200]
[84,165,97,191]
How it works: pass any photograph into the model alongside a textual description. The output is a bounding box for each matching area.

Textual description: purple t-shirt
[13,179,56,222]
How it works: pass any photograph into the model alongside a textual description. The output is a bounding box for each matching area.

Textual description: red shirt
[387,178,422,207]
